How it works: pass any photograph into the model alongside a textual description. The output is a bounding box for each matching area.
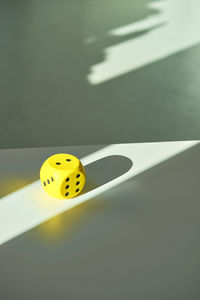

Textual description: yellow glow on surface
[0,176,35,198]
[34,186,62,210]
[35,203,89,243]
[37,214,63,241]
[33,182,106,243]
[31,184,86,243]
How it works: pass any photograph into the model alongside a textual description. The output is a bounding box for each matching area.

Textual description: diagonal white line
[0,141,198,246]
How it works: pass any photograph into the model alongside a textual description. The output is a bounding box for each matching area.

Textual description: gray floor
[1,0,200,149]
[0,143,200,299]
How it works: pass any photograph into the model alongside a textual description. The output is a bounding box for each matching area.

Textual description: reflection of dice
[40,153,86,199]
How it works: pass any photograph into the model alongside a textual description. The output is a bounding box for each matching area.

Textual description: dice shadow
[81,155,133,194]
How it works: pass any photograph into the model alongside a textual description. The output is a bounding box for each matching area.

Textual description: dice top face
[40,153,86,199]
[47,153,80,171]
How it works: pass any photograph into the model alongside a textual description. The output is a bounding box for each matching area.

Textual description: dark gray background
[1,0,200,149]
[0,143,200,299]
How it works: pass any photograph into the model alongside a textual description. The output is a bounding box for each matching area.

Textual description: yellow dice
[40,153,86,199]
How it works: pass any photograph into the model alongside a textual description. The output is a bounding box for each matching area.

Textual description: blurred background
[0,0,200,149]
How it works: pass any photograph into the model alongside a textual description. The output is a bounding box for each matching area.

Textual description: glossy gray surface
[1,0,200,148]
[0,144,200,299]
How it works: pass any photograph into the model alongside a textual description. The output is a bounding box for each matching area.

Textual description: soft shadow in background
[83,155,133,193]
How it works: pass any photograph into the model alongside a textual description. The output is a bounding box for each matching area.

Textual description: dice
[40,153,86,199]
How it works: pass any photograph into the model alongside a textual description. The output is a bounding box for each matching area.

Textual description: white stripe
[87,0,200,84]
[110,2,167,37]
[0,141,198,245]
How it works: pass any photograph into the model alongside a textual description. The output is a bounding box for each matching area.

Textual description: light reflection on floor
[34,195,107,244]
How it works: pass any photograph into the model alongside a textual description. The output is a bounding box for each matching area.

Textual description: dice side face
[40,153,86,199]
[60,169,86,199]
[40,160,70,199]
